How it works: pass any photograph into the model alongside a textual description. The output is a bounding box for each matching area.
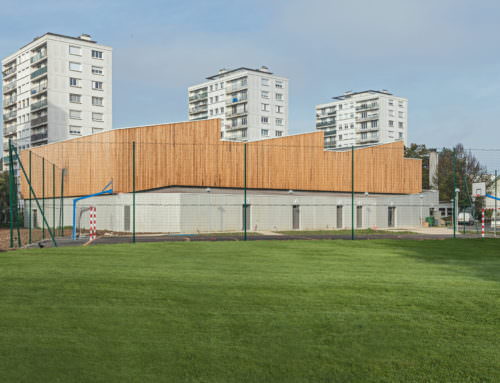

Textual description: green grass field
[1,240,499,382]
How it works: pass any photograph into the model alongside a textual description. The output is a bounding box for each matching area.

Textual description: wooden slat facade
[19,119,422,198]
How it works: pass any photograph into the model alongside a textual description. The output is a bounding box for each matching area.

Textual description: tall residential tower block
[188,67,288,141]
[2,33,112,167]
[315,90,408,149]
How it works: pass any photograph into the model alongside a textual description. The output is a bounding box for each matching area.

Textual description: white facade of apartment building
[2,33,112,169]
[188,67,288,141]
[315,90,408,149]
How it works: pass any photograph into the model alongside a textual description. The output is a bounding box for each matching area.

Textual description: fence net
[6,140,500,248]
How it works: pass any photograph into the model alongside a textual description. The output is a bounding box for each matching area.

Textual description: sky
[1,0,500,169]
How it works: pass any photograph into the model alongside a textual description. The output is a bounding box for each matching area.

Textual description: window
[261,78,269,86]
[261,103,270,111]
[92,81,103,90]
[398,121,404,129]
[214,95,219,102]
[261,116,269,124]
[92,112,103,122]
[371,120,378,128]
[220,107,224,113]
[69,94,81,103]
[91,50,103,59]
[69,62,82,72]
[275,131,283,137]
[241,129,247,138]
[398,101,404,108]
[399,132,403,139]
[276,118,283,126]
[361,122,368,130]
[275,93,284,101]
[92,96,103,106]
[92,127,103,134]
[69,125,81,135]
[361,111,367,118]
[92,66,103,75]
[69,110,82,120]
[389,110,395,117]
[69,77,81,87]
[241,117,247,126]
[388,99,394,106]
[69,45,82,55]
[398,111,404,118]
[275,105,283,114]
[389,120,394,127]
[261,91,269,99]
[261,129,269,137]
[275,80,283,89]
[361,132,368,139]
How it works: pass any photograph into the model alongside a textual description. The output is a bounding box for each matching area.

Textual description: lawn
[0,240,499,382]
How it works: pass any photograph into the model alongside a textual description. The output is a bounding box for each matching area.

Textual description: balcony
[189,104,208,114]
[357,136,379,144]
[190,114,208,121]
[3,81,17,94]
[31,132,48,143]
[316,120,335,128]
[225,123,248,131]
[355,102,379,111]
[226,95,248,105]
[31,83,48,96]
[356,113,378,122]
[3,125,17,136]
[3,97,17,108]
[324,129,337,136]
[226,82,248,93]
[31,115,48,127]
[225,109,248,118]
[31,66,48,80]
[188,92,208,102]
[3,110,17,122]
[30,52,47,65]
[356,126,379,133]
[31,99,48,112]
[2,66,16,78]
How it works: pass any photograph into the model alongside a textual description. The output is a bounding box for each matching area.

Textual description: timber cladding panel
[19,119,422,198]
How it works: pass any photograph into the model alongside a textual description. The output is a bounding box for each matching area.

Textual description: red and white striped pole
[481,208,485,238]
[89,207,96,240]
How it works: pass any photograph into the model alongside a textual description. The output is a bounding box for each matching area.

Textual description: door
[292,205,300,229]
[388,206,396,227]
[124,205,130,231]
[242,204,250,230]
[336,205,343,228]
[356,206,363,228]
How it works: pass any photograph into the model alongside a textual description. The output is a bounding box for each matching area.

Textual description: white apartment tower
[2,33,112,168]
[315,90,408,149]
[188,67,288,141]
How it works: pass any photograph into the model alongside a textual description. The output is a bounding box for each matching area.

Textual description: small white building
[35,188,439,235]
[188,67,289,141]
[2,32,112,170]
[315,90,408,149]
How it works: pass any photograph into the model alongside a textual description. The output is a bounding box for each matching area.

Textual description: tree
[0,171,11,225]
[436,144,489,215]
[405,143,431,190]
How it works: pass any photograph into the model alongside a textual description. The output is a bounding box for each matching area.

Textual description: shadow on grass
[382,239,500,284]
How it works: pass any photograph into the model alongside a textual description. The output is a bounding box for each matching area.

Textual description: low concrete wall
[25,190,439,234]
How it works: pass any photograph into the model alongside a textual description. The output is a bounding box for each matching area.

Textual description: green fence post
[42,157,45,240]
[8,139,14,248]
[132,142,136,243]
[29,151,32,243]
[244,143,247,241]
[351,145,355,240]
[60,169,64,236]
[11,145,57,247]
[452,149,457,239]
[52,164,56,236]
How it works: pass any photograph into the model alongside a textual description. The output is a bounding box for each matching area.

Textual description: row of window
[261,91,284,101]
[261,129,283,137]
[69,94,104,106]
[69,45,103,59]
[207,78,284,92]
[262,104,285,113]
[69,126,103,136]
[69,110,104,122]
[261,117,284,126]
[261,78,285,89]
[69,62,104,75]
[70,77,104,90]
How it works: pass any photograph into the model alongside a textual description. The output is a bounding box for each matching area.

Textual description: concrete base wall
[25,190,440,234]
